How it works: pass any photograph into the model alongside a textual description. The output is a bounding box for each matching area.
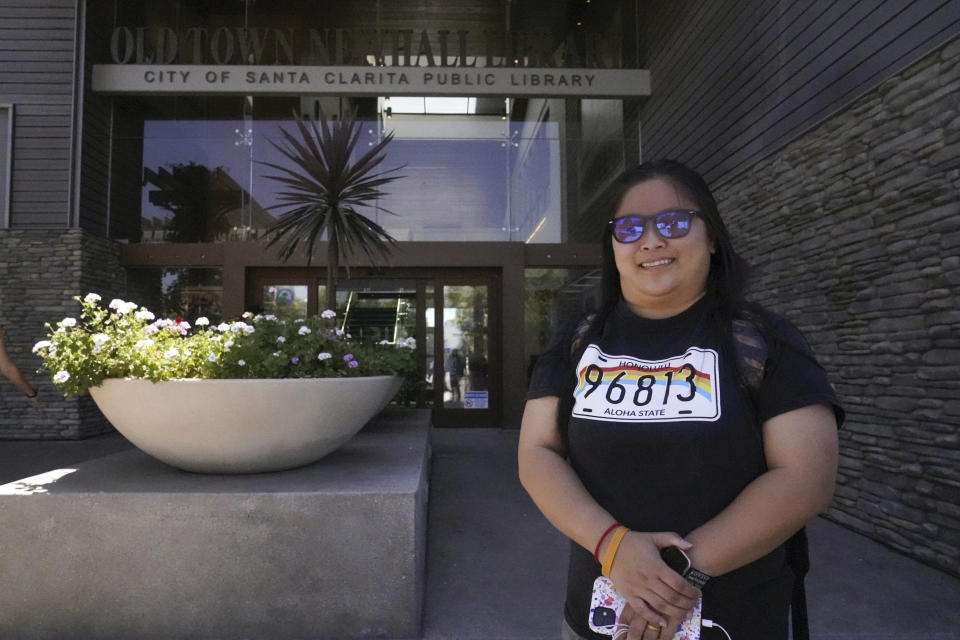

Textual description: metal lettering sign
[92,65,650,98]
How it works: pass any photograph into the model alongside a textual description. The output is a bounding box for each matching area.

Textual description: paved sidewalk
[3,428,960,639]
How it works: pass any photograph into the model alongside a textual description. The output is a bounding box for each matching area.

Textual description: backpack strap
[731,317,767,389]
[570,313,595,356]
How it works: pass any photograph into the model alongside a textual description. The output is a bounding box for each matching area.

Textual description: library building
[0,1,958,575]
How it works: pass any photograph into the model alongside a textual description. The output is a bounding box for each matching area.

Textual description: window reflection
[127,268,224,324]
[262,285,308,321]
[524,268,599,385]
[127,104,566,244]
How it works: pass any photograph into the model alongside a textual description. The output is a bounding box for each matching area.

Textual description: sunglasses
[608,209,699,243]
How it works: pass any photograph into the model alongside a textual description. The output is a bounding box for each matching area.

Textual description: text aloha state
[603,408,667,417]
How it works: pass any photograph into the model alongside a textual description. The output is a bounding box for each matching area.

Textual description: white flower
[403,337,416,348]
[92,333,110,347]
[83,293,102,303]
[238,359,246,366]
[317,352,332,361]
[207,354,217,362]
[294,318,305,324]
[178,320,191,331]
[242,312,253,319]
[53,370,70,384]
[230,323,248,333]
[135,339,155,349]
[335,328,345,337]
[321,309,336,319]
[109,299,138,315]
[60,317,77,328]
[32,340,52,353]
[276,336,286,343]
[217,323,231,332]
[183,349,192,356]
[378,340,390,345]
[273,351,282,357]
[224,340,235,349]
[346,333,352,339]
[264,314,278,321]
[135,310,156,321]
[298,326,312,336]
[195,317,210,326]
[92,347,101,355]
[242,324,255,334]
[164,348,179,358]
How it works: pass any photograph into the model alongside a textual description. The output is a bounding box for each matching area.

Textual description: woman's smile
[639,257,674,269]
[612,178,714,318]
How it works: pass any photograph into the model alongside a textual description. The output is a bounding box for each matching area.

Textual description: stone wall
[0,230,125,439]
[715,36,960,576]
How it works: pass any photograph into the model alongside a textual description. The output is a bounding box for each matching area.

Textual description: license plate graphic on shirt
[572,344,721,422]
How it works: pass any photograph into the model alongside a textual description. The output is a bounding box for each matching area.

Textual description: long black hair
[558,159,756,438]
[595,159,751,333]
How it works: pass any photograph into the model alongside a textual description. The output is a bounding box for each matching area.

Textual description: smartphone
[589,575,625,635]
[588,575,702,639]
[659,546,692,577]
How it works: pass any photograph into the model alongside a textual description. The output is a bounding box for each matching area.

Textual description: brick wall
[715,37,960,576]
[0,230,125,439]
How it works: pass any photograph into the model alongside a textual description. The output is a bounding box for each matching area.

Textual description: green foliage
[34,294,417,397]
[259,109,405,308]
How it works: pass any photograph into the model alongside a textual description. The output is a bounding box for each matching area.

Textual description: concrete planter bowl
[89,376,402,474]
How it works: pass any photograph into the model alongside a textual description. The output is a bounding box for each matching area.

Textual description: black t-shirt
[527,296,843,640]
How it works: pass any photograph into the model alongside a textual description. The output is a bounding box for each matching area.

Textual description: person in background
[519,159,841,640]
[445,348,465,403]
[0,327,41,408]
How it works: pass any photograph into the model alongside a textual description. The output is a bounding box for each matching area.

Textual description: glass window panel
[126,107,569,244]
[117,92,628,245]
[126,268,224,324]
[443,285,488,409]
[524,268,599,386]
[424,285,435,406]
[326,279,416,344]
[262,285,308,321]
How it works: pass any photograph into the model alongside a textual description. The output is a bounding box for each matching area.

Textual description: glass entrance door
[430,276,499,427]
[249,268,499,427]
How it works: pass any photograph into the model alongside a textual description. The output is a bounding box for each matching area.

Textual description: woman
[0,327,41,408]
[519,160,841,640]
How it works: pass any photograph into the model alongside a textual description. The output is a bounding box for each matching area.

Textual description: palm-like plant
[259,109,403,310]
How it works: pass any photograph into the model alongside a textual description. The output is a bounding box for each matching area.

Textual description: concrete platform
[0,407,430,640]
[2,423,960,639]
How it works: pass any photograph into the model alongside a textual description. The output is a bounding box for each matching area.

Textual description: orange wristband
[600,525,629,577]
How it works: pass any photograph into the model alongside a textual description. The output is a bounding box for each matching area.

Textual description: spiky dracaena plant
[259,109,404,310]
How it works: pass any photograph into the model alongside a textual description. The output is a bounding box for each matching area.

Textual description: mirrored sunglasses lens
[656,210,693,238]
[613,217,645,242]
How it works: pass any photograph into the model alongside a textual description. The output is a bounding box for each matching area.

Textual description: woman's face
[612,178,714,319]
